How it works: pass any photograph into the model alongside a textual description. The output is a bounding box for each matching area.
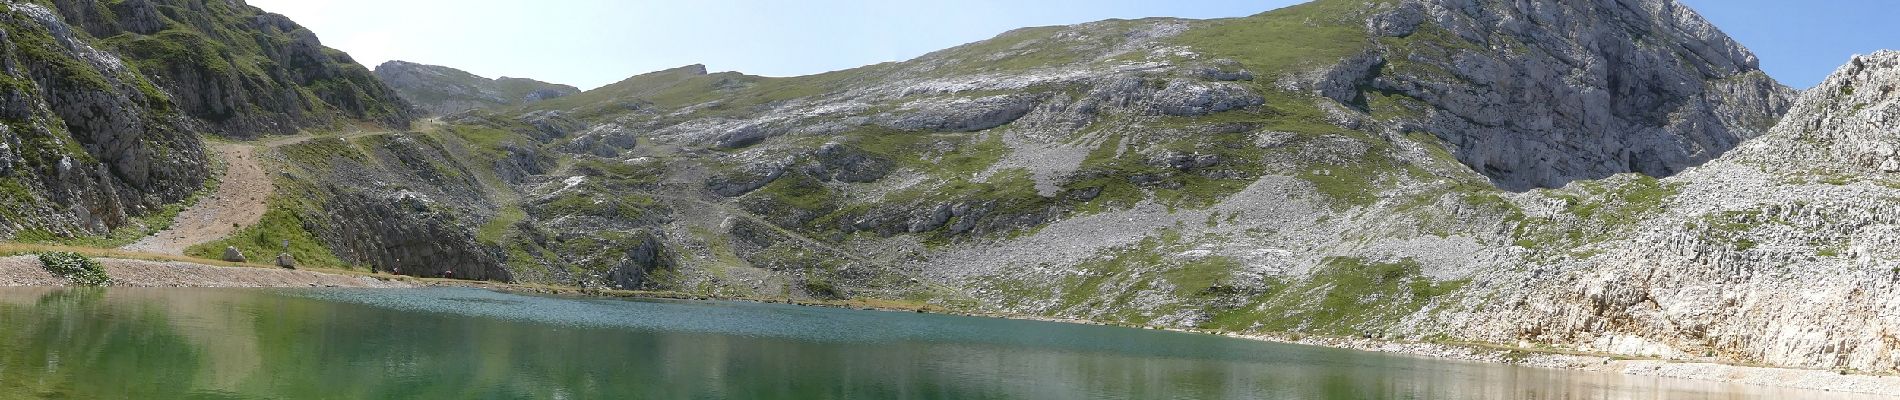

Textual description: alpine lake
[0,287,1882,399]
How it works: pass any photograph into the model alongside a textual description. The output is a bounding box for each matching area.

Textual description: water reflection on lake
[0,288,1883,399]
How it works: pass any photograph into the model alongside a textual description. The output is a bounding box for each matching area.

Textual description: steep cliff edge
[375,60,580,116]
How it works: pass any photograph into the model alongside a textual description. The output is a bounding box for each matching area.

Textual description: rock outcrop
[375,60,580,116]
[1324,0,1795,190]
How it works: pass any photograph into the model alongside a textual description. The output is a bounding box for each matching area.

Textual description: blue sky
[246,0,1894,90]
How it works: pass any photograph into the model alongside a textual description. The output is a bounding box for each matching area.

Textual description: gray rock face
[222,247,245,263]
[562,124,639,157]
[0,2,209,239]
[375,61,581,116]
[604,232,670,290]
[319,190,509,281]
[706,160,790,197]
[804,143,893,183]
[517,110,585,140]
[876,94,1039,132]
[713,124,785,149]
[110,0,161,34]
[1152,80,1264,116]
[1326,0,1795,190]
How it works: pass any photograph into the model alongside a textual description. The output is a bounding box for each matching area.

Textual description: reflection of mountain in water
[0,288,1880,399]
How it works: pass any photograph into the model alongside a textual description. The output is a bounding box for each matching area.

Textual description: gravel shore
[0,255,411,288]
[1225,334,1900,397]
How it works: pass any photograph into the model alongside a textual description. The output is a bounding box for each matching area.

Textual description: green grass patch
[749,172,836,214]
[186,198,346,269]
[1170,0,1383,79]
[535,184,658,221]
[476,205,526,245]
[1205,257,1466,336]
[1160,256,1241,297]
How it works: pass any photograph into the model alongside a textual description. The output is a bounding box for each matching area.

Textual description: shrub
[37,252,111,287]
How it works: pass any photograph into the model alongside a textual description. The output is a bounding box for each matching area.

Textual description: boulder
[222,247,247,263]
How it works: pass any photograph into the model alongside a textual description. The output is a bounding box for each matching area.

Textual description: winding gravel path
[123,131,396,255]
[123,143,271,255]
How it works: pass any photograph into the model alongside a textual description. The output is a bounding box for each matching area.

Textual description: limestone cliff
[1327,0,1794,190]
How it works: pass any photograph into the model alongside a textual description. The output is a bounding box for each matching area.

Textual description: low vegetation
[36,252,110,286]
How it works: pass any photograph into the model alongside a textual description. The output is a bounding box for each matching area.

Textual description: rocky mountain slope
[0,0,414,242]
[375,60,580,116]
[12,0,1900,375]
[1452,50,1900,373]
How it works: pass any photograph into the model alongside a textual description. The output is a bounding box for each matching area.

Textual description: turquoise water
[0,287,1881,399]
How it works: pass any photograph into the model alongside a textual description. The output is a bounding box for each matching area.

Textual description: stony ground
[0,256,411,288]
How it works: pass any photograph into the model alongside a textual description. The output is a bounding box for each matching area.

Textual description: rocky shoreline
[467,282,1900,397]
[0,255,411,288]
[4,255,1898,396]
[923,312,1900,396]
[1232,335,1900,397]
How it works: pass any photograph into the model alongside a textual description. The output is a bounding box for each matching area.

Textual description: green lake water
[0,287,1884,399]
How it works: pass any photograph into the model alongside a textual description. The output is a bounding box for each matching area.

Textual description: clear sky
[245,0,1895,90]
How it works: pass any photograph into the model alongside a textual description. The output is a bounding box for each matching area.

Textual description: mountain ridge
[375,60,580,116]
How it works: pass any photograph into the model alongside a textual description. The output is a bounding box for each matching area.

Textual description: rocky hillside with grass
[1449,50,1900,373]
[375,60,580,116]
[296,0,1900,374]
[0,0,414,243]
[18,0,1900,375]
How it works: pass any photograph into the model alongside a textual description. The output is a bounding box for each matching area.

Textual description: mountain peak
[1732,50,1900,173]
